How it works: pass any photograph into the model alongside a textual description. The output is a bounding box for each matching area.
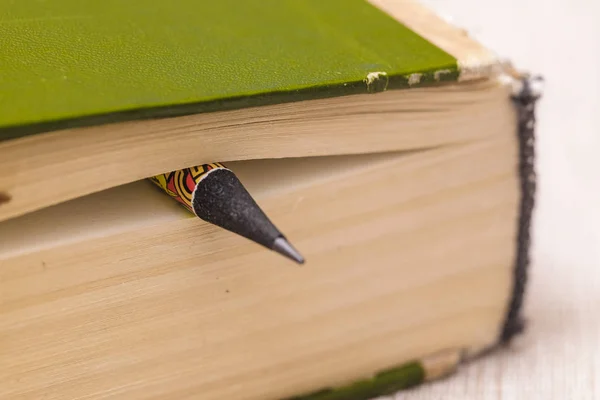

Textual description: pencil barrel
[149,162,227,214]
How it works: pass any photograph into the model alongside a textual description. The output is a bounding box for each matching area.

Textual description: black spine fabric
[500,75,543,344]
[192,168,283,249]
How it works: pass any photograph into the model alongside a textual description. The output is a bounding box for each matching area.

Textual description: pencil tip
[272,237,305,265]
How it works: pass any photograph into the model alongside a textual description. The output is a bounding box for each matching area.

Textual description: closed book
[0,1,539,399]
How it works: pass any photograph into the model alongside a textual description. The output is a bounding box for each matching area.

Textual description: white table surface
[380,0,600,398]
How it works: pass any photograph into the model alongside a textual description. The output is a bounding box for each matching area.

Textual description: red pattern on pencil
[149,162,227,214]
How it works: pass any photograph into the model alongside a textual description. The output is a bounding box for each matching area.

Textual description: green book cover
[0,0,460,140]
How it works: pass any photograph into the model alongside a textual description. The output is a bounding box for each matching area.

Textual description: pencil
[149,162,305,264]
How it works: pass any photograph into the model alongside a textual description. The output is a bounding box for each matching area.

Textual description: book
[0,0,540,399]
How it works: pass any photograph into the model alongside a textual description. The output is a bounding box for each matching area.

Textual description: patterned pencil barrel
[150,162,305,264]
[149,162,226,214]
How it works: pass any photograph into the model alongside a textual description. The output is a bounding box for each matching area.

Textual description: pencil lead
[272,237,305,265]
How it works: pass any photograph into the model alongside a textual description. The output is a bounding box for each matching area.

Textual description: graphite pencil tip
[272,237,305,265]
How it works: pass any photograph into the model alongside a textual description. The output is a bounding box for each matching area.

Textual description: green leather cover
[283,361,425,400]
[0,0,457,140]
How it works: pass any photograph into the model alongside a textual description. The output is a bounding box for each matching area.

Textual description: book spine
[500,74,543,343]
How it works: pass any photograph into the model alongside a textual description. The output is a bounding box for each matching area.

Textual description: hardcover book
[0,0,540,399]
